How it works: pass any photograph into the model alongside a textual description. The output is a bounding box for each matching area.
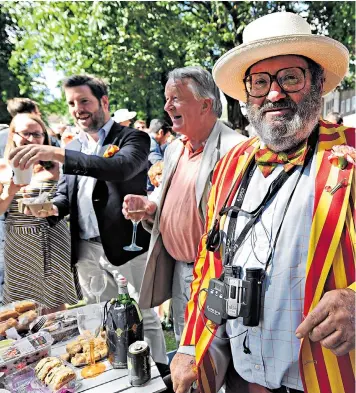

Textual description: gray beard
[246,86,322,152]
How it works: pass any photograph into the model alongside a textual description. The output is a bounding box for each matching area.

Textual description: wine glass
[77,305,106,378]
[89,271,108,304]
[123,198,146,252]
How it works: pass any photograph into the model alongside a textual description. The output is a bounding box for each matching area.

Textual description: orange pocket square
[103,145,120,158]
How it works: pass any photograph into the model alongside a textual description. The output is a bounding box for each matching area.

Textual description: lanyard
[223,129,318,269]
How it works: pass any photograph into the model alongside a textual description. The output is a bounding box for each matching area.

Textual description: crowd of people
[0,10,355,393]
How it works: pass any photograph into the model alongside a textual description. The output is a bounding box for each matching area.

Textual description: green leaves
[0,1,354,126]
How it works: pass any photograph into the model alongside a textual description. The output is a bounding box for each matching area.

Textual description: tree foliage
[1,1,354,127]
[0,4,31,124]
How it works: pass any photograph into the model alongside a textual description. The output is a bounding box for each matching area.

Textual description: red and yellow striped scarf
[181,121,355,393]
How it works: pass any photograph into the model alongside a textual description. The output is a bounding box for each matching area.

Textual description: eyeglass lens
[245,67,307,98]
[17,131,44,139]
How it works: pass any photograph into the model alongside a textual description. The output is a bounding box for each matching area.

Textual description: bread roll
[0,318,18,335]
[17,310,38,329]
[0,310,19,322]
[14,300,37,313]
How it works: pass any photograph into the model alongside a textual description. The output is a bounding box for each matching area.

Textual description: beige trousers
[75,239,167,364]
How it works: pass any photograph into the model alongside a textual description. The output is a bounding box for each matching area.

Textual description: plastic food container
[22,199,54,216]
[0,300,42,338]
[4,360,77,392]
[17,198,54,215]
[0,332,53,375]
[39,310,79,345]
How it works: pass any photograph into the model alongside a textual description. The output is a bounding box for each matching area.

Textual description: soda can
[127,341,151,386]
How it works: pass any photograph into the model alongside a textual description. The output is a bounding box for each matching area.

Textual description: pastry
[48,365,76,391]
[66,341,82,355]
[37,358,62,381]
[35,357,58,374]
[60,353,71,362]
[14,300,37,313]
[17,310,38,328]
[0,318,18,335]
[71,353,87,366]
[99,346,108,358]
[82,337,106,352]
[0,322,7,336]
[44,364,60,386]
[0,310,19,322]
[65,336,108,366]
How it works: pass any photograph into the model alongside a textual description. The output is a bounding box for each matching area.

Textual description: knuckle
[310,325,323,338]
[308,312,320,326]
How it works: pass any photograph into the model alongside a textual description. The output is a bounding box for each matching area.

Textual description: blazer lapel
[156,141,184,219]
[98,122,122,157]
[195,121,221,208]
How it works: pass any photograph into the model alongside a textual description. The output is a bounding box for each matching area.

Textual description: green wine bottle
[117,277,131,304]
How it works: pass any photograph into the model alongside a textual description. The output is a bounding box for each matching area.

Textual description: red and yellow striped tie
[255,140,309,177]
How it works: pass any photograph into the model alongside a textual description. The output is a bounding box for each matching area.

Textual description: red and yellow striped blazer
[181,121,355,393]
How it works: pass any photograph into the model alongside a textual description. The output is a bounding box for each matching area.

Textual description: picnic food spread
[35,357,76,391]
[60,335,108,366]
[0,301,38,336]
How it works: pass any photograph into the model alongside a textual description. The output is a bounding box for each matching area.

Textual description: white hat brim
[113,111,137,123]
[213,34,349,102]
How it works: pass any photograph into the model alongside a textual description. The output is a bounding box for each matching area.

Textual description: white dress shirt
[77,118,114,240]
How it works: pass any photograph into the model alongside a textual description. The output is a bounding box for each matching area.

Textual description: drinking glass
[123,198,146,252]
[77,305,106,378]
[89,271,107,304]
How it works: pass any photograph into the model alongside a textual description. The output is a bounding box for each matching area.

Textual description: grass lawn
[164,328,177,352]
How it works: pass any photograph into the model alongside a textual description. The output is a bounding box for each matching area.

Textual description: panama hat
[113,109,136,123]
[213,12,349,102]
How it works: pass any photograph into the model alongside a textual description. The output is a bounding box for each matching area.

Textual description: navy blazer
[52,121,151,267]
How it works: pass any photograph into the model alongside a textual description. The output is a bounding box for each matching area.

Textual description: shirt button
[252,327,258,333]
[254,364,260,370]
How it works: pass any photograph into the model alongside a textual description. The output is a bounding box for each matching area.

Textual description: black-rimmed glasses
[15,131,45,139]
[244,67,309,98]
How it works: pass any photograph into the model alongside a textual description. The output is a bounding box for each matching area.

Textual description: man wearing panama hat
[171,12,355,393]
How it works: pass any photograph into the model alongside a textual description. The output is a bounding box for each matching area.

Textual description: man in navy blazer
[9,74,167,366]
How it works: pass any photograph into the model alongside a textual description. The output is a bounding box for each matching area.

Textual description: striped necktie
[255,139,309,177]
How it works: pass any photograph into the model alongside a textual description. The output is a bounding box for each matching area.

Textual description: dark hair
[7,98,39,118]
[167,66,222,117]
[149,119,172,135]
[62,74,108,101]
[244,55,324,94]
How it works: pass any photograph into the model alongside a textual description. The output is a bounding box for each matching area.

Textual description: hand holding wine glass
[123,196,148,252]
[77,305,106,378]
[122,194,157,221]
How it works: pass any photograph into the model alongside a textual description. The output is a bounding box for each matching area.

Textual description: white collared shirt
[77,118,114,240]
